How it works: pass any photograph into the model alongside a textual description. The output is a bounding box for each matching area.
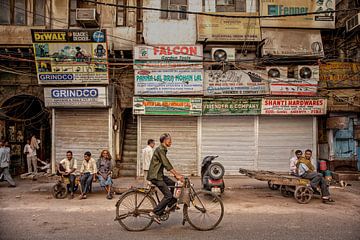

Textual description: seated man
[296,149,334,203]
[79,151,97,200]
[97,150,113,200]
[289,150,302,175]
[57,151,77,199]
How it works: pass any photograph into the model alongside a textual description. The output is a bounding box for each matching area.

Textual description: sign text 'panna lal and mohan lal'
[44,87,108,107]
[31,29,109,85]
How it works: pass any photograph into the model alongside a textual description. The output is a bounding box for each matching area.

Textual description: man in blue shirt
[0,140,16,187]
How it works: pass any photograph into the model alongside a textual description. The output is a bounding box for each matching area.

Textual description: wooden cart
[239,168,316,204]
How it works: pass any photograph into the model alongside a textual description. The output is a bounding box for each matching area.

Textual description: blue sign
[51,88,98,98]
[39,74,74,81]
[93,31,105,43]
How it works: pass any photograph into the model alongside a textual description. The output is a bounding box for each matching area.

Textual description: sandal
[148,212,161,224]
[322,197,335,203]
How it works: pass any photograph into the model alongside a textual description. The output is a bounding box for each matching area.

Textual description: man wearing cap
[147,133,183,224]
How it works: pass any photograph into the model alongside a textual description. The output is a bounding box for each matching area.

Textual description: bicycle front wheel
[115,190,156,231]
[184,190,224,231]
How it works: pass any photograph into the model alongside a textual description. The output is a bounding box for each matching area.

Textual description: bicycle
[114,177,224,231]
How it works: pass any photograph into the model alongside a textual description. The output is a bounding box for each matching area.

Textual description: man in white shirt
[79,151,97,200]
[142,139,155,185]
[289,150,302,175]
[23,139,33,174]
[30,134,39,174]
[58,151,78,199]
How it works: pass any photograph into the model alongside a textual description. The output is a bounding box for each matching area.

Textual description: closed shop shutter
[139,116,198,176]
[54,109,110,169]
[201,116,256,175]
[258,116,315,171]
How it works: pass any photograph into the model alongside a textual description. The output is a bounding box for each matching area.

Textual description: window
[116,0,126,26]
[0,0,26,25]
[33,0,46,26]
[216,0,245,12]
[160,0,187,20]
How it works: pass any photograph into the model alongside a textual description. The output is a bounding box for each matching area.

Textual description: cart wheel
[268,181,280,190]
[294,186,313,204]
[52,183,67,199]
[280,185,292,197]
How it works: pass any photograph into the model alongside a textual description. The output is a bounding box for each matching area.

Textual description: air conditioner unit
[76,8,99,27]
[211,48,235,62]
[266,66,287,80]
[296,65,319,82]
[346,13,360,32]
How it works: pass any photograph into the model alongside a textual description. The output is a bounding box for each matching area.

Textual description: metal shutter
[138,116,198,176]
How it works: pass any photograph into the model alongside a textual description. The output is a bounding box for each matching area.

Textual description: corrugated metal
[139,116,198,176]
[54,109,110,170]
[258,116,314,171]
[201,116,256,175]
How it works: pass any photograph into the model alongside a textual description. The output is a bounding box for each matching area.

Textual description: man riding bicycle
[147,133,184,224]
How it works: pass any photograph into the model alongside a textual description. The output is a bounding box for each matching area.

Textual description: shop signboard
[260,0,335,29]
[197,14,261,41]
[319,62,360,88]
[31,29,109,85]
[261,98,327,115]
[133,45,203,69]
[262,28,324,57]
[44,87,108,108]
[204,70,269,96]
[135,69,203,95]
[133,97,202,116]
[203,98,261,115]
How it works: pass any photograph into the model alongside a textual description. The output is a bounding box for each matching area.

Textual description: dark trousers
[65,174,76,194]
[303,172,330,197]
[151,176,177,216]
[80,172,93,194]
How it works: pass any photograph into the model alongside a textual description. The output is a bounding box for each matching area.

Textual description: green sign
[133,97,202,116]
[203,98,261,115]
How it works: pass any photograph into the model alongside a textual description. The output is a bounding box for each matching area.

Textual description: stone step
[123,139,137,145]
[119,163,137,170]
[119,169,136,177]
[124,135,137,140]
[125,130,137,135]
[123,145,137,151]
[122,150,137,156]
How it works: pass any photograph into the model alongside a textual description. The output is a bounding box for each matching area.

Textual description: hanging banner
[325,89,360,112]
[262,28,324,57]
[319,62,360,88]
[44,87,108,108]
[133,97,202,116]
[133,45,203,69]
[203,98,261,115]
[197,14,261,41]
[31,29,109,85]
[204,70,269,96]
[261,98,327,115]
[260,0,335,29]
[135,69,203,95]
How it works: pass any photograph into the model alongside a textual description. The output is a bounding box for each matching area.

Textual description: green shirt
[147,145,174,181]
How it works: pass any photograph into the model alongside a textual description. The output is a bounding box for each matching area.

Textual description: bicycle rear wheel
[184,190,224,231]
[115,190,156,231]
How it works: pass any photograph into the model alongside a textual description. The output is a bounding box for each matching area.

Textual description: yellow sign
[34,32,67,42]
[197,13,261,41]
[319,62,360,88]
[260,0,335,29]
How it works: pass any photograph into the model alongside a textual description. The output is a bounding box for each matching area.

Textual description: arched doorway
[0,95,50,175]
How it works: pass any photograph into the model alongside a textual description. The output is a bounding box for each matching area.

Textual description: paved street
[0,177,359,240]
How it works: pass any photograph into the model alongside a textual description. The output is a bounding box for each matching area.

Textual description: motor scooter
[201,155,225,194]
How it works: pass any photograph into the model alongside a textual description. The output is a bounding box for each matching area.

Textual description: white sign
[133,45,203,69]
[204,70,269,96]
[135,69,203,95]
[44,87,108,107]
[261,98,327,115]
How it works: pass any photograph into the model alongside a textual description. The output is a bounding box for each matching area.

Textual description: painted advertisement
[135,69,203,95]
[261,98,327,115]
[31,29,109,85]
[262,28,324,57]
[197,14,261,41]
[203,98,261,115]
[267,66,319,96]
[133,45,203,69]
[204,70,269,96]
[44,87,108,108]
[133,97,202,116]
[260,0,335,29]
[319,62,360,88]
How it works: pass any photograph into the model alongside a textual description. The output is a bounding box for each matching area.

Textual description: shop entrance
[0,95,50,175]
